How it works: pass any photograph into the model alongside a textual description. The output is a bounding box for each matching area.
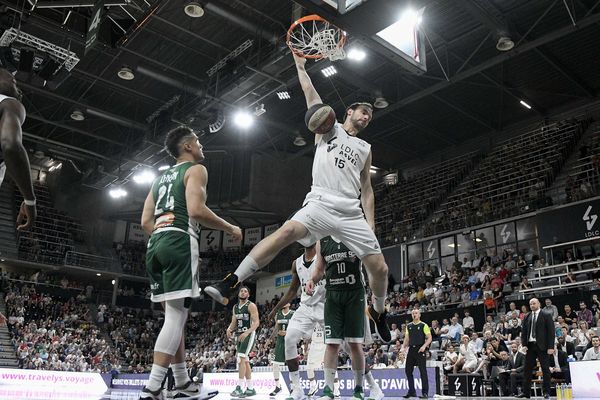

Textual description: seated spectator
[574,321,592,353]
[454,335,478,373]
[462,310,475,331]
[556,335,575,358]
[508,342,525,396]
[577,301,593,326]
[442,343,459,372]
[562,304,578,326]
[495,350,513,396]
[519,277,532,290]
[507,317,522,342]
[543,298,558,320]
[583,336,600,360]
[550,343,571,383]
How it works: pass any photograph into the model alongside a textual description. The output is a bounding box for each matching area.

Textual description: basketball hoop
[287,15,347,61]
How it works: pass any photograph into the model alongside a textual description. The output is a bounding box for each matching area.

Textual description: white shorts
[287,303,325,339]
[291,190,381,258]
[308,325,326,369]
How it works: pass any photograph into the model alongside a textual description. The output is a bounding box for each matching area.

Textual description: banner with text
[128,222,148,243]
[200,230,222,252]
[204,372,288,395]
[569,359,600,398]
[537,198,600,247]
[0,368,107,394]
[264,224,279,237]
[223,231,242,250]
[244,227,262,246]
[85,0,104,54]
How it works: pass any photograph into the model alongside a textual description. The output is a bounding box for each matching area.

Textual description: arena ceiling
[2,0,600,187]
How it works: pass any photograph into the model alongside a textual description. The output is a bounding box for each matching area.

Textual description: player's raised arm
[293,54,322,109]
[271,263,301,317]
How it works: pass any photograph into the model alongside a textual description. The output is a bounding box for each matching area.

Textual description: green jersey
[320,236,365,291]
[234,300,253,334]
[151,161,199,238]
[276,309,294,332]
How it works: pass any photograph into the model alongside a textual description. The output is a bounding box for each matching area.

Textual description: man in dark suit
[556,335,575,358]
[509,342,525,396]
[518,298,555,399]
[549,344,570,383]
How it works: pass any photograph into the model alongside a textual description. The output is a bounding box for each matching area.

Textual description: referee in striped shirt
[402,308,432,399]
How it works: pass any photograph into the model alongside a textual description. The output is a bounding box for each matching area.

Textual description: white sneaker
[308,380,318,397]
[367,386,384,400]
[286,389,307,400]
[173,381,219,399]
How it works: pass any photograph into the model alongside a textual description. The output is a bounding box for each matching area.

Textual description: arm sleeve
[423,323,431,335]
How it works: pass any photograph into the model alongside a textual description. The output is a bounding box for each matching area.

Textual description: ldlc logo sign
[583,205,599,238]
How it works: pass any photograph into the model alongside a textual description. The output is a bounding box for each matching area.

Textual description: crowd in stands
[4,281,119,373]
[15,182,84,265]
[565,130,600,202]
[115,242,147,276]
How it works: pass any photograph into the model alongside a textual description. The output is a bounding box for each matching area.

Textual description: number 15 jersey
[311,122,371,200]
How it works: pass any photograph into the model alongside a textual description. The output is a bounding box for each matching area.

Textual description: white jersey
[0,94,24,186]
[295,254,326,307]
[310,122,371,199]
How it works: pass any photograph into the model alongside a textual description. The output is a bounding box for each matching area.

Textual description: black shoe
[269,386,281,397]
[420,395,428,399]
[204,273,239,305]
[402,394,415,399]
[139,387,162,400]
[543,395,550,399]
[515,394,530,399]
[368,305,391,343]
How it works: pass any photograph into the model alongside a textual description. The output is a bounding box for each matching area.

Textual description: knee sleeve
[154,298,189,355]
[285,328,303,360]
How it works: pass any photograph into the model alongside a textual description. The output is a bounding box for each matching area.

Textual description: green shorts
[146,230,200,302]
[273,336,286,364]
[324,288,366,344]
[237,331,256,359]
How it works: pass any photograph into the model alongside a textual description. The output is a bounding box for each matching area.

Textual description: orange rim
[286,14,347,59]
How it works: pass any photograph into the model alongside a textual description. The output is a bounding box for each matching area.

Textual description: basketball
[305,103,336,135]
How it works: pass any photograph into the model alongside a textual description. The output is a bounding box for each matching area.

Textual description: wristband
[24,199,36,206]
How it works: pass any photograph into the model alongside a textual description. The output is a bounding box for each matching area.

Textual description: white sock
[365,371,378,390]
[247,379,253,390]
[373,296,386,314]
[354,369,364,388]
[171,362,188,388]
[307,367,315,380]
[238,378,244,388]
[325,368,336,391]
[234,256,259,282]
[290,370,301,392]
[273,363,281,382]
[146,364,168,392]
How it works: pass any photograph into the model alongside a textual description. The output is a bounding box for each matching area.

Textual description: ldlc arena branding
[583,205,599,238]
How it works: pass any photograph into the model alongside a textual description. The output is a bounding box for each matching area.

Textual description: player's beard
[351,115,368,133]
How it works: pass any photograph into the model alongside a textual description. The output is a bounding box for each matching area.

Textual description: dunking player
[306,237,384,400]
[139,126,241,400]
[227,286,260,398]
[269,303,293,397]
[0,68,36,326]
[207,53,390,344]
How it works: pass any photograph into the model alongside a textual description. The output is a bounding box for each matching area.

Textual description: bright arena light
[158,165,170,171]
[347,48,367,61]
[233,111,254,128]
[401,8,423,26]
[133,170,156,184]
[321,65,337,77]
[109,188,127,199]
[519,100,532,109]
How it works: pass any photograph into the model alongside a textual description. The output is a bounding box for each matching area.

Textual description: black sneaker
[419,395,428,399]
[139,387,163,400]
[204,273,239,306]
[269,386,282,397]
[368,305,391,343]
[402,394,415,399]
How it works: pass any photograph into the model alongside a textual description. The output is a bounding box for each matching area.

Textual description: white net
[287,17,346,61]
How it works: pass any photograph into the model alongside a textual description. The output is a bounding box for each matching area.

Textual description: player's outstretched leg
[361,253,391,343]
[205,221,309,305]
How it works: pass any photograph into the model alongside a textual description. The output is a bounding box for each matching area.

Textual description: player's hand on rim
[293,53,306,68]
[16,201,36,231]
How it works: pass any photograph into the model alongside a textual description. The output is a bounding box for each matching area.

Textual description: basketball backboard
[320,0,367,14]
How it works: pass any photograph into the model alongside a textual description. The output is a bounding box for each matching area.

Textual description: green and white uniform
[320,235,367,344]
[273,309,293,364]
[234,300,256,359]
[146,161,201,302]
